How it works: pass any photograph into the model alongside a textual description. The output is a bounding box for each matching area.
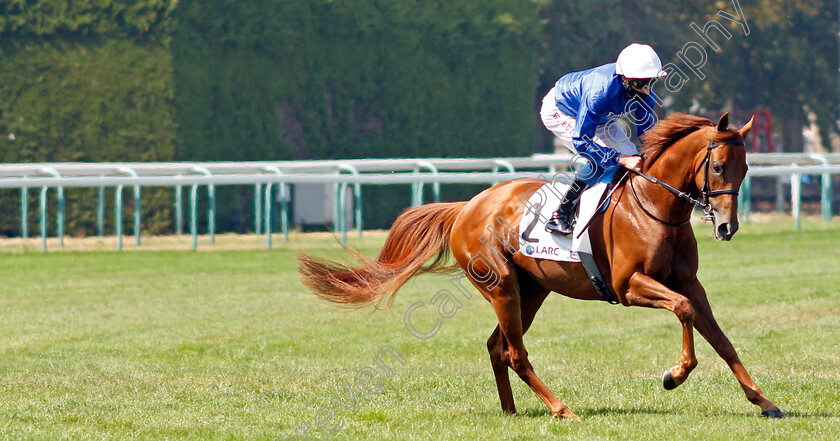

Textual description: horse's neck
[632,130,707,220]
[646,131,706,193]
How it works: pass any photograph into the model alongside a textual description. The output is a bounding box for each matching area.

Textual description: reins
[628,176,693,226]
[628,139,745,226]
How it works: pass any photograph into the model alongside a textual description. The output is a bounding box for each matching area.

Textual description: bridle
[629,138,745,226]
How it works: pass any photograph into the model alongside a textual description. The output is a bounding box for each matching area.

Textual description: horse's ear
[739,115,755,139]
[717,112,730,132]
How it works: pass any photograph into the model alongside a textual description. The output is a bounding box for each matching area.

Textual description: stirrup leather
[545,179,586,235]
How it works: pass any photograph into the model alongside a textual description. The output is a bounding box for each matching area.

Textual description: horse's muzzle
[715,220,738,241]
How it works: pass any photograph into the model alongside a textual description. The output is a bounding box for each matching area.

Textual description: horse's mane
[639,113,714,169]
[640,113,745,173]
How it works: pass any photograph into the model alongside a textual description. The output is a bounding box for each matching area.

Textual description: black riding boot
[545,179,586,235]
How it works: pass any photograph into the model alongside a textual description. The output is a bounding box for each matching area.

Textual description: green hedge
[0,0,545,234]
[171,0,542,161]
[0,37,176,236]
[0,0,174,36]
[171,0,543,228]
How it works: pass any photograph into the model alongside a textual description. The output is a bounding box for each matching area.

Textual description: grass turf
[0,218,839,440]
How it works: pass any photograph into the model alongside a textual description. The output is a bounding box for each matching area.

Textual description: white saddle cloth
[517,182,609,262]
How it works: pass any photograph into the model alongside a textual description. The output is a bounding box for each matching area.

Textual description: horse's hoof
[662,369,678,390]
[761,408,786,418]
[552,408,580,420]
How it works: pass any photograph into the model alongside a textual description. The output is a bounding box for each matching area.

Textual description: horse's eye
[711,162,723,174]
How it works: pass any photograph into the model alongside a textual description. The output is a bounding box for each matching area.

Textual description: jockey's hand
[618,155,644,172]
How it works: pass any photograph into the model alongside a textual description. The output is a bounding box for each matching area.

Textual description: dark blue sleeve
[572,92,619,168]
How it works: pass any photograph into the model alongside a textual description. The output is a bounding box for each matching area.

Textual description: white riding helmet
[615,43,666,79]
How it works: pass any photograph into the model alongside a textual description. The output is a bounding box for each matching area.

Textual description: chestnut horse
[297,113,785,419]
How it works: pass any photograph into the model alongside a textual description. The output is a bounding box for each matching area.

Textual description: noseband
[630,138,745,226]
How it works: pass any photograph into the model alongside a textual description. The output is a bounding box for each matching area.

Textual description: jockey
[541,43,666,235]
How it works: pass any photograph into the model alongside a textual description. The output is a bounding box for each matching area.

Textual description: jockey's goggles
[628,78,655,89]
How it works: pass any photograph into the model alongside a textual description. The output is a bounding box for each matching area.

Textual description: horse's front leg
[625,272,698,389]
[686,280,785,418]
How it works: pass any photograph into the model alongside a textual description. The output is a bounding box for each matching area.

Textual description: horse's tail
[297,201,467,309]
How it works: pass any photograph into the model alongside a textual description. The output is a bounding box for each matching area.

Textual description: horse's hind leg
[449,208,573,417]
[486,278,551,415]
[488,282,577,419]
[487,326,515,413]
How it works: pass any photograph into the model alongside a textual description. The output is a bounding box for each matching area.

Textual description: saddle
[518,181,608,261]
[518,181,619,304]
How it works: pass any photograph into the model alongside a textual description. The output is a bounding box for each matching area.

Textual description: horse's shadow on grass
[779,410,834,419]
[516,407,831,419]
[516,407,678,419]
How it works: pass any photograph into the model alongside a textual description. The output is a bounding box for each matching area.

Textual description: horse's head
[695,113,752,241]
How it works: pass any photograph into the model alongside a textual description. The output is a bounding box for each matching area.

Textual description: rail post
[190,167,215,245]
[492,159,516,186]
[20,184,28,239]
[412,161,440,206]
[336,164,362,243]
[38,168,63,251]
[791,165,801,231]
[261,167,287,249]
[811,155,832,221]
[117,167,141,247]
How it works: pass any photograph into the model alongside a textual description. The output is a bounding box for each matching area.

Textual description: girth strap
[578,252,620,305]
